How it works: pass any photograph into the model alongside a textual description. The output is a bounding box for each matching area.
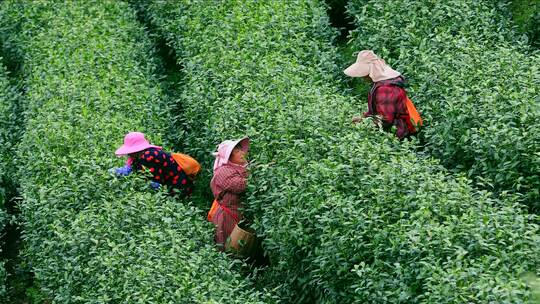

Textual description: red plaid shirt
[364,76,415,139]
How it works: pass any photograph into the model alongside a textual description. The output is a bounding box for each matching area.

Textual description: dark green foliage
[510,0,540,47]
[348,0,540,211]
[142,0,540,303]
[0,59,20,301]
[0,210,4,298]
[0,61,19,199]
[0,0,271,302]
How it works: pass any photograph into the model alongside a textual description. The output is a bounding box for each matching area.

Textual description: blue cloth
[109,165,132,176]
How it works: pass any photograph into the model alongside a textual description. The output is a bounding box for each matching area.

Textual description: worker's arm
[215,167,247,194]
[224,172,247,194]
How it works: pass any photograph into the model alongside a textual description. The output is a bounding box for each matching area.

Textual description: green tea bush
[510,0,540,47]
[0,1,270,302]
[0,61,12,207]
[347,0,540,211]
[142,0,540,303]
[0,196,5,297]
[0,238,4,299]
[0,59,19,300]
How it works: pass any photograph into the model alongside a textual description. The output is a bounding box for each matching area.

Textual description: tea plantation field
[0,0,272,302]
[0,0,538,303]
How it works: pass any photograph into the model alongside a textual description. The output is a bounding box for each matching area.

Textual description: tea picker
[345,50,423,140]
[110,132,200,197]
[207,137,256,254]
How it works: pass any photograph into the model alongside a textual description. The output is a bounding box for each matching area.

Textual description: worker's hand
[109,165,132,177]
[352,116,363,124]
[150,181,161,189]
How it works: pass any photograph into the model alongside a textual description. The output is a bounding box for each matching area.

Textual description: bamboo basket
[225,222,257,257]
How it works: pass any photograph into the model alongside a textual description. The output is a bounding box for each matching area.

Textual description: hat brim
[115,144,162,156]
[234,137,250,152]
[223,137,250,161]
[344,62,370,77]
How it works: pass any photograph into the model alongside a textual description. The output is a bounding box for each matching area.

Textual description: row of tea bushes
[0,0,271,302]
[347,0,540,211]
[141,0,540,302]
[0,59,17,300]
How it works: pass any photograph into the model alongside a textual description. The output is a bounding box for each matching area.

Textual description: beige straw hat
[344,50,401,82]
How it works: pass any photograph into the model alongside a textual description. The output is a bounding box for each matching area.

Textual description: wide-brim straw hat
[344,50,401,82]
[115,132,162,156]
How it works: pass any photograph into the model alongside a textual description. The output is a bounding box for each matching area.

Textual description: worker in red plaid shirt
[344,50,417,139]
[209,137,250,250]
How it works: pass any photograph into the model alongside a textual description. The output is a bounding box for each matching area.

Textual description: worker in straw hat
[110,131,194,197]
[344,50,419,139]
[207,137,250,250]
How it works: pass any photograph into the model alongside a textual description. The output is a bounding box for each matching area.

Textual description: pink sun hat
[212,137,249,171]
[115,132,162,156]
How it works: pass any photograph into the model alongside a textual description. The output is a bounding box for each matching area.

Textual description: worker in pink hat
[208,137,249,250]
[111,132,193,197]
[344,50,417,139]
